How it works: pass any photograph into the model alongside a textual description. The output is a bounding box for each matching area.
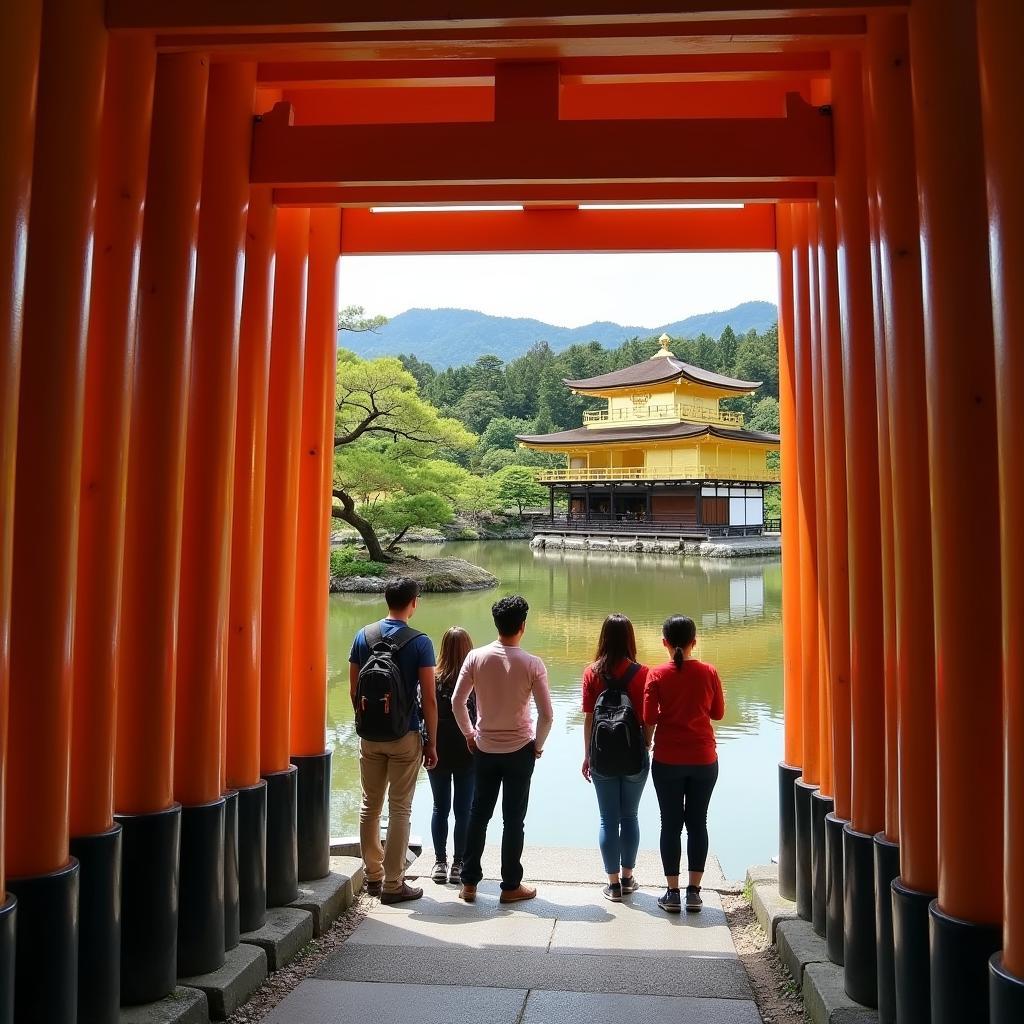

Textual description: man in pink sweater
[453,595,554,904]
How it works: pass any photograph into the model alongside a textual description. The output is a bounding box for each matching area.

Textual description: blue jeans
[427,765,475,863]
[591,754,650,875]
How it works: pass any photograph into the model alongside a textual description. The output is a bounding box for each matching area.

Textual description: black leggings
[651,759,719,876]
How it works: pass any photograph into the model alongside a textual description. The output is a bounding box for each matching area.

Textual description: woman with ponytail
[642,615,725,913]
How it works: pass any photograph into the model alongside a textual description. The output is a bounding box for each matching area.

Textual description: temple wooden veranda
[0,4,1022,1024]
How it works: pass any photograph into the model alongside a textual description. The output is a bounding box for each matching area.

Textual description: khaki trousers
[359,730,422,891]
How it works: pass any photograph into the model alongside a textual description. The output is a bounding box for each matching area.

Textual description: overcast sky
[338,252,779,328]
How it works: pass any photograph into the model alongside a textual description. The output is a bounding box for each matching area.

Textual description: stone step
[266,980,763,1024]
[406,845,729,890]
[179,944,267,1021]
[118,987,208,1024]
[316,942,752,1001]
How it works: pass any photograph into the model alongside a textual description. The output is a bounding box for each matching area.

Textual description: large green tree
[489,465,548,519]
[333,352,475,560]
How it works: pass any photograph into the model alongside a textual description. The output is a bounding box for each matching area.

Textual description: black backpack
[354,622,422,741]
[589,662,645,777]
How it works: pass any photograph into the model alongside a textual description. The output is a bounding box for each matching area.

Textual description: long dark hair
[593,614,637,678]
[663,615,697,669]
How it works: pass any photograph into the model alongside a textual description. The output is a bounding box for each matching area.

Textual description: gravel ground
[722,892,808,1024]
[226,895,370,1023]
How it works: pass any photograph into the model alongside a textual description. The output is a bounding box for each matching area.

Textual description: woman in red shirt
[581,614,649,902]
[642,614,725,914]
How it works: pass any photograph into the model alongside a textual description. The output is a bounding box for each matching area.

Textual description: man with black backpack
[349,578,438,904]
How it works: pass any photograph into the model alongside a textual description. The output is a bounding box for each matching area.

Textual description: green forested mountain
[344,301,777,368]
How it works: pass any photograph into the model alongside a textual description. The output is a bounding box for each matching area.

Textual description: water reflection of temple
[528,548,782,734]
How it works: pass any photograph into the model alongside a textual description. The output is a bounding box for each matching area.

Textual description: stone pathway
[264,850,761,1024]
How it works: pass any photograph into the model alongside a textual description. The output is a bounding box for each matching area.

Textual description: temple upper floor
[565,334,761,430]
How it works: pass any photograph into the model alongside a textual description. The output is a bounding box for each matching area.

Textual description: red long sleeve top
[642,658,725,766]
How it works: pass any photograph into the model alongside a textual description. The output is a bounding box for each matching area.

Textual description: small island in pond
[330,549,498,594]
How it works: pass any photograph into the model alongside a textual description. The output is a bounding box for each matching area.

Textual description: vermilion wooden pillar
[864,86,900,1023]
[262,207,310,907]
[0,3,42,1015]
[832,49,886,1008]
[791,201,819,925]
[227,187,276,934]
[4,1,106,1020]
[775,202,803,904]
[175,61,255,978]
[70,33,155,1024]
[115,52,209,1006]
[817,182,852,967]
[808,204,834,939]
[909,2,1004,1020]
[291,208,340,884]
[976,2,1024,1019]
[865,15,938,1024]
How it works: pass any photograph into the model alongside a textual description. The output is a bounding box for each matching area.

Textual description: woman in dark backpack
[581,614,650,902]
[643,615,726,914]
[427,627,476,885]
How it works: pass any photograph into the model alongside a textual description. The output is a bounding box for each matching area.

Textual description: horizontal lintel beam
[252,95,833,186]
[257,52,830,88]
[150,17,865,61]
[282,78,818,125]
[337,204,776,255]
[107,2,904,33]
[275,181,817,206]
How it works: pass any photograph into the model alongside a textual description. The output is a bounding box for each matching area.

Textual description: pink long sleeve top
[452,640,554,754]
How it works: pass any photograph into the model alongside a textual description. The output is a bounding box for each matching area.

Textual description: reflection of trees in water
[327,668,363,834]
[526,550,783,737]
[325,542,784,832]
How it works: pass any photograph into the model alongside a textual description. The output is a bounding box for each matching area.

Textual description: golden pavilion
[517,335,781,536]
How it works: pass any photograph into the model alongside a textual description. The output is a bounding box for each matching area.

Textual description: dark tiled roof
[516,422,780,446]
[564,357,761,393]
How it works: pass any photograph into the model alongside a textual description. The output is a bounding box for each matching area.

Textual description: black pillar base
[263,765,298,907]
[115,803,181,1005]
[891,877,933,1024]
[810,791,833,937]
[843,823,878,1007]
[6,858,79,1024]
[873,833,899,1024]
[989,953,1024,1024]
[237,780,268,933]
[70,826,122,1024]
[293,750,332,882]
[178,798,226,978]
[778,763,801,902]
[0,894,16,1024]
[929,900,1001,1024]
[825,813,847,965]
[224,790,240,951]
[794,778,816,922]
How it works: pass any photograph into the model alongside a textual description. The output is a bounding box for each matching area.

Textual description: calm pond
[327,541,782,881]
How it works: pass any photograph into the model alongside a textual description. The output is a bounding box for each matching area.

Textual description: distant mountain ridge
[342,300,778,369]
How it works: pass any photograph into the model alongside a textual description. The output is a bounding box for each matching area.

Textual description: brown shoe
[499,885,537,904]
[365,879,383,898]
[459,884,477,903]
[380,882,423,905]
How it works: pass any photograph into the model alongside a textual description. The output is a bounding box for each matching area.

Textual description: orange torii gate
[0,4,1021,1024]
